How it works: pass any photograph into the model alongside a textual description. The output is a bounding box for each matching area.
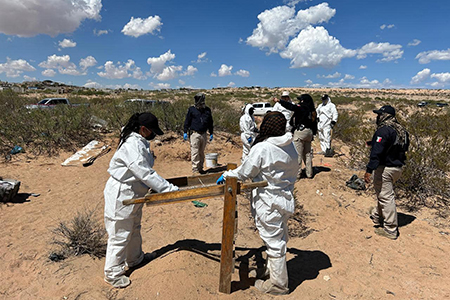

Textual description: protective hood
[265,132,294,148]
[244,103,253,115]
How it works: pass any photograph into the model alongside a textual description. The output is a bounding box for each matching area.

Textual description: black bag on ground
[0,178,21,202]
[346,174,366,190]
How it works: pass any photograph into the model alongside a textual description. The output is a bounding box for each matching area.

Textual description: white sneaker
[104,275,131,288]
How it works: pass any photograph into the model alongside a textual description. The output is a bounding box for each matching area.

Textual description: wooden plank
[218,176,237,294]
[123,182,267,206]
[167,172,223,187]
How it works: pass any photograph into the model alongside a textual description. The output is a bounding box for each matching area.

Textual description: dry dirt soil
[1,132,449,300]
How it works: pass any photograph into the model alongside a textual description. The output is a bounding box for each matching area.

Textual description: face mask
[146,131,157,141]
[376,115,381,125]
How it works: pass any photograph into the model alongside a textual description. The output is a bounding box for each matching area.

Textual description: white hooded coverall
[222,133,299,289]
[316,97,338,152]
[103,132,178,281]
[240,104,258,162]
[272,102,294,132]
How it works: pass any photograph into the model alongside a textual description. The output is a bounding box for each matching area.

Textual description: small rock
[323,275,331,281]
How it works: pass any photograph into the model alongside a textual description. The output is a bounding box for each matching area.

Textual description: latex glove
[364,172,372,184]
[183,133,188,141]
[209,134,213,142]
[247,137,252,144]
[216,174,225,185]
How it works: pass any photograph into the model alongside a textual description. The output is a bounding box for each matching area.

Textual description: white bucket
[205,153,218,168]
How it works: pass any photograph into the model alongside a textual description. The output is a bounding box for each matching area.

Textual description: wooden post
[219,163,237,294]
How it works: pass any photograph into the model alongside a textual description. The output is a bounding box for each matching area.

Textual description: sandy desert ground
[1,130,450,300]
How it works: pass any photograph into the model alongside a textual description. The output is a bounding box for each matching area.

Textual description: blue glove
[247,137,252,144]
[209,134,213,142]
[216,174,225,185]
[183,133,188,141]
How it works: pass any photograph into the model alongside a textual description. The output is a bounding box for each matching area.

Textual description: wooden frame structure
[123,164,267,294]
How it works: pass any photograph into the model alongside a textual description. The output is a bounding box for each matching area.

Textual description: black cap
[321,94,329,100]
[373,105,395,116]
[138,112,164,135]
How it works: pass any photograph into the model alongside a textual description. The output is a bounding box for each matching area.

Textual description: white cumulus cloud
[218,64,233,76]
[149,82,171,90]
[0,58,36,77]
[147,50,176,75]
[246,3,336,54]
[0,0,102,37]
[227,82,236,87]
[416,49,450,64]
[181,65,198,76]
[318,71,341,79]
[196,52,209,63]
[156,65,182,81]
[380,24,395,30]
[359,65,367,69]
[79,56,97,70]
[97,61,131,79]
[42,69,56,77]
[280,26,356,68]
[39,54,86,75]
[344,74,355,80]
[122,16,162,38]
[23,75,37,81]
[410,68,431,85]
[93,29,109,36]
[431,72,450,83]
[357,42,403,62]
[236,69,250,77]
[84,80,102,88]
[408,39,421,47]
[59,39,76,48]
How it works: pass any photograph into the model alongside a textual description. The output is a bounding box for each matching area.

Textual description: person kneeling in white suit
[103,112,178,288]
[217,111,299,295]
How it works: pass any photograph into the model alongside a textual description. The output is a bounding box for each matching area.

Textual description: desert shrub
[396,110,450,211]
[50,209,107,261]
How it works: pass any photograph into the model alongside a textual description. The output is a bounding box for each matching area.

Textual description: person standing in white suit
[316,94,338,156]
[217,111,299,295]
[103,112,178,288]
[272,91,294,132]
[240,103,258,162]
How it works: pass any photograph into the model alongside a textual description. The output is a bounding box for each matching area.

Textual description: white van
[252,102,272,115]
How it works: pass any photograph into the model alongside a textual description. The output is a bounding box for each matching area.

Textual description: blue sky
[1,0,450,90]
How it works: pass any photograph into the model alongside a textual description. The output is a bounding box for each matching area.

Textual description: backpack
[0,178,21,202]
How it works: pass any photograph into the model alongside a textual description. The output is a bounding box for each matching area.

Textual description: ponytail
[118,113,141,148]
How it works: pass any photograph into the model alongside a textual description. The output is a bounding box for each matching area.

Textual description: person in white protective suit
[240,103,258,162]
[217,111,299,295]
[316,94,338,157]
[103,112,179,288]
[272,91,294,132]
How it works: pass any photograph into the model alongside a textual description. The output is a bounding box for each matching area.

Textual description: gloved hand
[247,137,252,144]
[183,133,188,141]
[330,121,336,129]
[216,174,225,185]
[209,134,213,142]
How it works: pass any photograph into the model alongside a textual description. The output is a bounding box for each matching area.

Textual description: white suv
[252,102,272,115]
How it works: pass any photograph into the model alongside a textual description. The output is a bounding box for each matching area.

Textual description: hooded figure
[219,112,299,295]
[316,94,338,155]
[240,103,258,162]
[103,113,179,288]
[365,105,409,240]
[183,93,214,174]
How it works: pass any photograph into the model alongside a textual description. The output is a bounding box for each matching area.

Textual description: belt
[193,130,206,134]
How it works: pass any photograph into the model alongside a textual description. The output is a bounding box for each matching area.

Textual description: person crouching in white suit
[316,94,338,156]
[103,112,179,288]
[217,111,299,295]
[240,104,258,162]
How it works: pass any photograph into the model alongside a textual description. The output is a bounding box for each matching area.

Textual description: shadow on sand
[126,239,331,294]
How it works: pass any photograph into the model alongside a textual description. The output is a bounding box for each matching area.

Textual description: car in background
[436,102,449,107]
[417,101,429,107]
[252,102,272,115]
[25,98,87,109]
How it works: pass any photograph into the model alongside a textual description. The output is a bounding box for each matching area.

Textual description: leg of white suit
[254,206,290,288]
[104,206,144,280]
[241,133,251,162]
[319,126,331,152]
[126,206,144,268]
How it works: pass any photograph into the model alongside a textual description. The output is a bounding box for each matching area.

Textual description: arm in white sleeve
[331,104,338,122]
[223,146,262,181]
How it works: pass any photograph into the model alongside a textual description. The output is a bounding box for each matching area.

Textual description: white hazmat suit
[240,104,258,162]
[272,102,294,132]
[316,97,338,153]
[103,132,178,284]
[222,132,299,293]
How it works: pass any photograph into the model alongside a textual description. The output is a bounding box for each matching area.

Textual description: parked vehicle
[436,102,449,107]
[417,101,429,107]
[252,102,272,115]
[25,98,88,109]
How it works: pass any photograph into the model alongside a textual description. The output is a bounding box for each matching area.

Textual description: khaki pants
[293,128,313,178]
[190,132,207,173]
[371,166,402,234]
